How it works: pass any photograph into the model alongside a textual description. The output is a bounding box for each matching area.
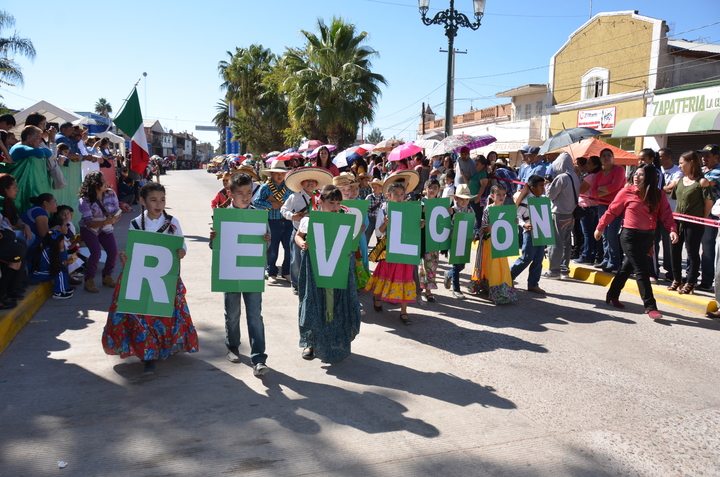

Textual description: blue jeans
[290,228,301,289]
[598,204,622,270]
[267,219,292,277]
[447,263,465,292]
[224,291,267,365]
[700,219,717,287]
[511,231,545,287]
[579,206,598,262]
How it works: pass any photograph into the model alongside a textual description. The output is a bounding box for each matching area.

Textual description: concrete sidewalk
[1,170,719,476]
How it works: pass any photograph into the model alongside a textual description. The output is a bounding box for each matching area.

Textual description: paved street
[1,169,719,477]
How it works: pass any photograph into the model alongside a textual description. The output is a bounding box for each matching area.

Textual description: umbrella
[281,147,299,155]
[308,144,337,158]
[72,116,105,126]
[298,139,324,152]
[333,148,363,168]
[388,142,423,162]
[538,127,602,155]
[429,134,497,157]
[265,151,281,158]
[355,143,376,155]
[373,139,404,152]
[561,138,638,166]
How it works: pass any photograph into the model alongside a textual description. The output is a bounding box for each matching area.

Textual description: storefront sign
[650,85,720,116]
[577,107,616,130]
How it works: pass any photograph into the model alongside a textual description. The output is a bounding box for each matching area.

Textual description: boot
[102,275,117,287]
[84,278,99,293]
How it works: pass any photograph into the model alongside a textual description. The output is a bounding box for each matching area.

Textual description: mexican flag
[114,88,149,175]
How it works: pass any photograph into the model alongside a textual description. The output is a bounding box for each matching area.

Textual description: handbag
[567,173,585,220]
[46,155,67,190]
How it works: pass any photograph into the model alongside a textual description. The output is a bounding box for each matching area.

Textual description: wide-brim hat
[369,178,383,187]
[383,170,420,195]
[260,161,290,175]
[358,172,371,179]
[450,183,477,200]
[333,172,358,188]
[234,164,260,182]
[284,167,334,193]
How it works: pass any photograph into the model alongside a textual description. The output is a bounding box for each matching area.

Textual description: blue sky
[3,1,719,148]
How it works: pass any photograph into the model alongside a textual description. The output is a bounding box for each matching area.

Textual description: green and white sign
[527,197,555,246]
[306,211,355,289]
[489,205,519,258]
[341,199,370,250]
[424,198,452,252]
[449,212,475,264]
[117,230,184,317]
[212,207,268,293]
[386,201,422,265]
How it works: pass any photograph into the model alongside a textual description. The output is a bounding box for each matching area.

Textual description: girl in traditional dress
[476,185,518,304]
[295,185,362,363]
[102,182,199,375]
[365,171,420,325]
[419,179,442,302]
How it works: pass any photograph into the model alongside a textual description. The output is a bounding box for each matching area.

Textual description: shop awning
[612,109,720,137]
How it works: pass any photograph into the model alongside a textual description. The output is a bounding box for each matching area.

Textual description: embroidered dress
[475,205,517,304]
[419,252,439,290]
[297,217,362,363]
[364,203,417,303]
[102,212,198,360]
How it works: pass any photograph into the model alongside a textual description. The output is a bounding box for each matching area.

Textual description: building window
[581,67,610,100]
[535,101,543,118]
[525,104,532,120]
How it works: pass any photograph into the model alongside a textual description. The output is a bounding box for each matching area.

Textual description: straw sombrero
[449,183,477,200]
[333,172,358,188]
[284,167,334,193]
[234,164,260,182]
[382,170,420,195]
[260,161,290,175]
[369,178,383,187]
[357,172,371,179]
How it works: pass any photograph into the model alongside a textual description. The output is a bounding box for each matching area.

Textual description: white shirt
[131,212,186,250]
[662,164,683,211]
[281,190,312,230]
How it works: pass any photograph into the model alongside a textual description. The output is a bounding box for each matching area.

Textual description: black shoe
[142,360,156,375]
[302,348,315,360]
[0,296,17,309]
[696,283,713,292]
[7,292,25,300]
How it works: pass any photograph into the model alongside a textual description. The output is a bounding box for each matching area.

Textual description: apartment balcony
[420,104,512,133]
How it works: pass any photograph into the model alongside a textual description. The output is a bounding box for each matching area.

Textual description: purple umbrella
[429,134,497,157]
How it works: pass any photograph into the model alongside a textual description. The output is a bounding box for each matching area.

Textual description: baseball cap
[522,146,540,155]
[697,144,720,155]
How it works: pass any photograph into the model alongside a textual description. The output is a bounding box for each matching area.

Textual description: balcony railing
[420,103,512,132]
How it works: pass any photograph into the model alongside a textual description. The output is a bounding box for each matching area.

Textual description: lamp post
[418,0,486,137]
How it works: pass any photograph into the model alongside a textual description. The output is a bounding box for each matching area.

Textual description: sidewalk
[0,282,52,354]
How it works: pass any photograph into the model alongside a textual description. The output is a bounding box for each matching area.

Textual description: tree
[94,98,112,118]
[218,44,289,154]
[212,100,228,154]
[0,10,35,89]
[366,127,384,145]
[282,17,387,149]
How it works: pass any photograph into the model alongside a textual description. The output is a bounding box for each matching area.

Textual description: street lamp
[418,0,486,137]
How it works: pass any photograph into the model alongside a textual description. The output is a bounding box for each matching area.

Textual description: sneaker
[52,290,74,300]
[444,273,452,290]
[593,262,606,269]
[452,291,466,299]
[267,276,278,284]
[542,271,561,280]
[560,268,570,277]
[649,277,658,284]
[253,362,270,377]
[572,258,589,265]
[142,360,156,375]
[226,347,241,363]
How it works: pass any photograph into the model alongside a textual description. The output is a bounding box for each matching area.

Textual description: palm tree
[94,98,112,118]
[0,10,36,87]
[282,17,387,149]
[212,100,228,154]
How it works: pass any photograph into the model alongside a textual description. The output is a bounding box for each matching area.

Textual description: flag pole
[111,78,143,125]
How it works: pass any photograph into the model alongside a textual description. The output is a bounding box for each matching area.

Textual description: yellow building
[546,11,668,152]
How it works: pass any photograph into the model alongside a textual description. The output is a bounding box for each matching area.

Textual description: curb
[548,259,716,315]
[0,282,52,355]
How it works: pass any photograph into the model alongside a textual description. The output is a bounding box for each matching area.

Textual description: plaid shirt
[704,164,720,203]
[252,180,293,221]
[365,192,384,218]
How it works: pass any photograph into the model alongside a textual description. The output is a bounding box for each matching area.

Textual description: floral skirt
[470,238,517,305]
[419,251,439,290]
[102,274,199,361]
[299,250,361,363]
[364,260,417,303]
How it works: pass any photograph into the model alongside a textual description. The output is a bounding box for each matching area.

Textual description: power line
[363,0,586,17]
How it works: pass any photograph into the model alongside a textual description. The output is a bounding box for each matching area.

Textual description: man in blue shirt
[55,122,85,165]
[699,144,720,291]
[519,146,553,187]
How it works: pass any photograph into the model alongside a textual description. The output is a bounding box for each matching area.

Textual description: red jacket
[597,186,677,233]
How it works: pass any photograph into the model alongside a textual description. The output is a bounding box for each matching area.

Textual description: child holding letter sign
[102,182,198,376]
[294,185,362,363]
[510,175,548,294]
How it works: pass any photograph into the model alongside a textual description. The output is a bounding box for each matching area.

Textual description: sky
[3,0,719,149]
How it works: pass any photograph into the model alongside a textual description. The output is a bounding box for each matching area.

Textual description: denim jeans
[447,263,465,292]
[224,291,267,365]
[598,204,622,270]
[608,229,657,311]
[700,219,717,287]
[267,219,292,277]
[548,213,574,273]
[579,206,598,262]
[364,216,377,246]
[511,231,545,287]
[289,228,301,289]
